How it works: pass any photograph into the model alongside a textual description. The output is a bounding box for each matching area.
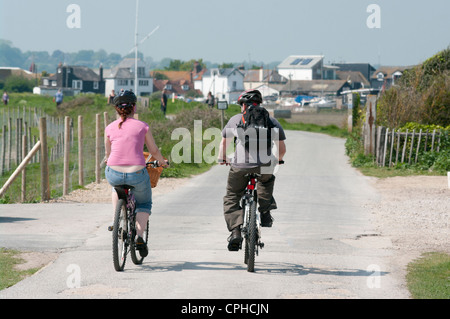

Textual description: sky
[1,0,449,67]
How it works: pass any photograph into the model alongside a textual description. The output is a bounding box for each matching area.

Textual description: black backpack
[237,105,275,157]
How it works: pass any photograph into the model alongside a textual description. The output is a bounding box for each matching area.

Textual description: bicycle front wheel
[112,199,129,271]
[246,201,257,272]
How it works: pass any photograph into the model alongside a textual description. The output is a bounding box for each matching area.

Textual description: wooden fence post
[1,125,5,175]
[95,113,101,184]
[431,129,436,152]
[21,135,27,202]
[78,115,84,186]
[63,116,70,195]
[382,128,389,167]
[389,128,395,167]
[415,129,422,163]
[364,95,377,156]
[408,129,415,164]
[40,117,50,201]
[401,129,409,163]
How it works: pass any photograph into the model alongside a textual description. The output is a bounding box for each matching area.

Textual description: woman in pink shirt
[105,90,168,257]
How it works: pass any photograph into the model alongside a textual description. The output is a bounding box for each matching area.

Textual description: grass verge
[406,252,450,299]
[277,118,349,138]
[0,248,40,291]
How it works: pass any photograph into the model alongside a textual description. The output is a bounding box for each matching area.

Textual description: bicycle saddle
[244,173,261,179]
[114,185,134,200]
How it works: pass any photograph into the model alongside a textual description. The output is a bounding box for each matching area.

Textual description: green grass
[0,248,40,290]
[406,252,450,299]
[277,118,350,138]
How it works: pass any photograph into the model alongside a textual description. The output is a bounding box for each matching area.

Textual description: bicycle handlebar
[146,160,170,168]
[218,159,285,165]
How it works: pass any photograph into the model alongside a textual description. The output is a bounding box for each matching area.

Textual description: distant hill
[0,39,281,74]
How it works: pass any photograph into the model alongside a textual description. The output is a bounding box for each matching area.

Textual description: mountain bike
[112,160,163,271]
[241,160,284,272]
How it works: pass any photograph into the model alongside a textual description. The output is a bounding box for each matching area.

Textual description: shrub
[377,47,450,128]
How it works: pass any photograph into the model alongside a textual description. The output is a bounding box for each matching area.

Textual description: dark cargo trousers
[223,165,277,231]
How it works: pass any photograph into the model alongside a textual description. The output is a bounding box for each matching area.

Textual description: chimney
[99,64,103,82]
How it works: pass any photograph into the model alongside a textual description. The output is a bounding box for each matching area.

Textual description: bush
[3,76,35,93]
[377,47,450,128]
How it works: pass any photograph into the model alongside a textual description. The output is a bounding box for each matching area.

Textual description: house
[336,70,370,90]
[331,63,376,85]
[277,55,337,81]
[272,79,351,97]
[243,68,287,91]
[0,67,38,82]
[39,64,105,96]
[370,66,411,90]
[201,68,245,103]
[150,70,201,97]
[104,58,153,97]
[251,84,281,100]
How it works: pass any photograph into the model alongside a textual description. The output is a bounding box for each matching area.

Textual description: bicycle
[112,160,164,272]
[241,160,284,272]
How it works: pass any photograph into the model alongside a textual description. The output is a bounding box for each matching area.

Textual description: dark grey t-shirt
[222,113,286,168]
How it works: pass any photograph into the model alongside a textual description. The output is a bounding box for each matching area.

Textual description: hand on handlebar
[218,157,231,166]
[147,160,170,168]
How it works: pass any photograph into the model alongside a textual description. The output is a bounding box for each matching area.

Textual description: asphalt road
[0,130,410,299]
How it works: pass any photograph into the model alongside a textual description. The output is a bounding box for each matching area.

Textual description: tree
[219,63,233,69]
[4,76,35,93]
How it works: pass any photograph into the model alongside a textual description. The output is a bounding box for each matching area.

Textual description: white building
[104,58,153,97]
[201,68,245,103]
[277,55,325,81]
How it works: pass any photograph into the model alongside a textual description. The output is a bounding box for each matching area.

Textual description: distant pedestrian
[2,91,9,105]
[54,89,63,107]
[207,91,215,109]
[161,89,168,116]
[108,90,116,105]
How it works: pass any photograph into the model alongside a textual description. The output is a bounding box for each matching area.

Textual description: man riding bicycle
[218,90,286,251]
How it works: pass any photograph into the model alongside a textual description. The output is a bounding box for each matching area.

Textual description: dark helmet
[237,89,263,106]
[113,90,137,107]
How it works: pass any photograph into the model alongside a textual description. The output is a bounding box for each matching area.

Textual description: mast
[134,0,139,95]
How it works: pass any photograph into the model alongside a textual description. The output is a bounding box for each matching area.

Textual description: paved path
[0,130,410,299]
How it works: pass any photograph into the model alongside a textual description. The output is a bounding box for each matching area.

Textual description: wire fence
[0,106,106,203]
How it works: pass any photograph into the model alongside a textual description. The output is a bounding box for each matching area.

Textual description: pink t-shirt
[105,118,149,166]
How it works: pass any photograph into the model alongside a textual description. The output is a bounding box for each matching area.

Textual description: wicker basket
[143,152,164,188]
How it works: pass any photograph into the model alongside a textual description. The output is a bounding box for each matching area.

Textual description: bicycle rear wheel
[112,199,129,271]
[131,220,149,265]
[246,201,257,272]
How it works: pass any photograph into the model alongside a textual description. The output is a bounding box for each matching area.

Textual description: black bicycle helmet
[113,90,137,107]
[237,89,263,106]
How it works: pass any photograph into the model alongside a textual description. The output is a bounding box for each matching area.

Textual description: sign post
[217,100,228,129]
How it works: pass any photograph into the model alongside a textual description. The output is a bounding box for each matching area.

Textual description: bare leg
[136,212,149,237]
[108,188,119,231]
[111,188,118,211]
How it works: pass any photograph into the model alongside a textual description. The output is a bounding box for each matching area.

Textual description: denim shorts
[105,166,152,215]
